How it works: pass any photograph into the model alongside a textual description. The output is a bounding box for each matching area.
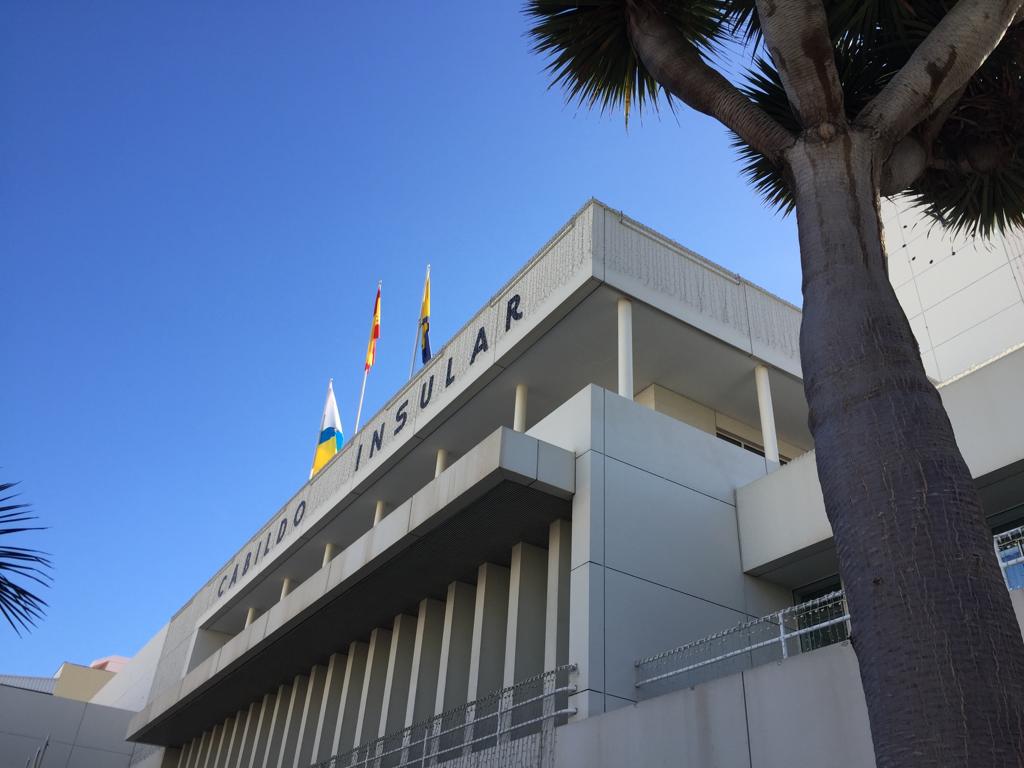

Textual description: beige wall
[53,663,115,702]
[636,383,808,461]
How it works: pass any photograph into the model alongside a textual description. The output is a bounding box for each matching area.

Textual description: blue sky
[0,3,801,676]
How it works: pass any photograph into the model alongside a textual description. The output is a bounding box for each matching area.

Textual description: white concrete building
[93,200,1024,768]
[882,198,1024,381]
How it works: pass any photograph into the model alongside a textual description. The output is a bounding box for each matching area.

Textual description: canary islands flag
[365,284,381,372]
[420,268,431,364]
[310,379,344,478]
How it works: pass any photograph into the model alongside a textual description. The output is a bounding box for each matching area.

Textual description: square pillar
[468,563,510,700]
[311,653,348,764]
[504,543,548,687]
[405,598,445,727]
[379,614,418,737]
[331,642,369,755]
[434,582,476,714]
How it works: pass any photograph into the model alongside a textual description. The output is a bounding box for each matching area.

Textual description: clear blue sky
[0,3,800,676]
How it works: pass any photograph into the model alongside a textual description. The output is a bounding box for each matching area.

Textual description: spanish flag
[419,267,431,364]
[365,283,381,372]
[310,379,344,477]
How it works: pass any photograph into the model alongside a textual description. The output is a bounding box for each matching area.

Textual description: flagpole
[408,326,421,379]
[409,264,429,378]
[354,368,368,433]
[355,280,381,434]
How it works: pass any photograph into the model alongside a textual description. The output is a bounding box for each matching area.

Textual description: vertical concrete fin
[261,684,292,767]
[275,674,309,768]
[434,581,477,714]
[223,708,248,768]
[331,641,369,755]
[405,598,445,727]
[504,542,549,687]
[292,664,328,768]
[468,562,511,700]
[545,519,572,669]
[247,693,276,768]
[355,627,393,747]
[312,653,347,763]
[379,614,418,737]
[237,699,263,768]
[212,717,234,768]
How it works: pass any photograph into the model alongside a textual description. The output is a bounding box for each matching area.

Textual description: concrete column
[280,578,293,601]
[513,384,528,432]
[468,563,511,700]
[373,500,387,526]
[244,607,257,628]
[378,614,417,737]
[182,737,197,768]
[545,520,572,670]
[330,641,369,755]
[355,627,393,746]
[311,653,347,764]
[222,708,248,768]
[275,674,309,768]
[193,730,211,768]
[434,581,476,714]
[211,717,233,768]
[617,298,634,400]
[238,699,265,768]
[434,448,448,478]
[322,542,337,568]
[404,598,445,727]
[292,664,328,768]
[754,364,780,466]
[261,683,292,767]
[503,543,548,687]
[207,726,223,768]
[247,694,276,768]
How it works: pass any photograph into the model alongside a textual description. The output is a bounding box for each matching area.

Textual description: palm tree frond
[525,0,732,120]
[0,481,51,635]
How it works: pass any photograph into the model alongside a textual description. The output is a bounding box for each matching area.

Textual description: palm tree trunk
[789,131,1024,767]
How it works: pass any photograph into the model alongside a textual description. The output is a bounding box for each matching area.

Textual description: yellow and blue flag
[419,268,431,364]
[310,379,344,478]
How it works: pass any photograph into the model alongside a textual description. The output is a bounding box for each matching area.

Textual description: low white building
[89,200,1024,768]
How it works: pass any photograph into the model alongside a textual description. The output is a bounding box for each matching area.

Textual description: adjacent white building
[882,198,1024,381]
[74,200,1024,768]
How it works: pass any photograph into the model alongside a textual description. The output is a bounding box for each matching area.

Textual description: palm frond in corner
[0,481,52,635]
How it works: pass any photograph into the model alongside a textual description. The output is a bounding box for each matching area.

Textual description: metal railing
[314,665,576,768]
[635,591,849,695]
[996,525,1024,591]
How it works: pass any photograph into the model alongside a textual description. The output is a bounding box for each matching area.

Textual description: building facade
[91,200,1024,768]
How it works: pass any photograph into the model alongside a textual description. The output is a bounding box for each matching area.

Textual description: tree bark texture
[789,130,1024,767]
[626,7,794,163]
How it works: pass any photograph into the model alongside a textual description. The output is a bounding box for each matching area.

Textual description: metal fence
[995,525,1024,591]
[635,591,849,696]
[314,665,576,768]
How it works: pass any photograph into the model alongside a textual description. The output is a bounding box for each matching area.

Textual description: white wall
[0,684,147,768]
[938,344,1024,478]
[91,624,169,712]
[738,344,1024,575]
[883,198,1024,382]
[530,386,792,716]
[554,641,875,768]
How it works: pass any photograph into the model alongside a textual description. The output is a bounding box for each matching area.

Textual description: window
[995,523,1024,591]
[794,578,848,653]
[715,429,790,464]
